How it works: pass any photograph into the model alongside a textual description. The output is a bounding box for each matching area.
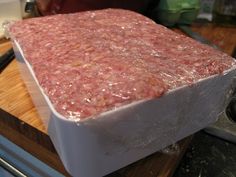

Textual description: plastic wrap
[8,9,236,177]
[8,9,236,121]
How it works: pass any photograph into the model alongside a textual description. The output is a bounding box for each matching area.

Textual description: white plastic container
[0,0,22,37]
[12,39,236,177]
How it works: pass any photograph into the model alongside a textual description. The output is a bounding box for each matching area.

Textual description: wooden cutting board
[0,42,46,133]
[0,41,68,174]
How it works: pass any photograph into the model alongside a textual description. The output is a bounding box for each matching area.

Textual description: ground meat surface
[9,9,236,120]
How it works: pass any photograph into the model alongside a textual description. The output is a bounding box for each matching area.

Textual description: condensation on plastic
[7,9,236,177]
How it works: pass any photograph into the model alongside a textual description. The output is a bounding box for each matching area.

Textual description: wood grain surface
[0,42,71,175]
[0,42,46,133]
[0,23,235,177]
[191,23,236,55]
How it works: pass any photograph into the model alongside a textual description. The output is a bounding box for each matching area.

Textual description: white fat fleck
[45,43,51,47]
[84,98,91,103]
[54,70,61,74]
[150,50,160,57]
[194,62,202,67]
[62,104,67,110]
[108,82,118,86]
[177,45,187,51]
[90,12,96,18]
[193,50,199,54]
[112,93,130,100]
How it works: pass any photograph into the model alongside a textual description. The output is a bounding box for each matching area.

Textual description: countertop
[174,131,236,177]
[0,23,236,177]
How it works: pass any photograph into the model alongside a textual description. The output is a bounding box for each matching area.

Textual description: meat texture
[9,9,236,120]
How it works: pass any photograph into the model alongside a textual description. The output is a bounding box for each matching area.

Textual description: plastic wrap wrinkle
[8,9,236,121]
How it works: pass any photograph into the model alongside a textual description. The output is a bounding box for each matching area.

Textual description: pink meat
[9,9,236,120]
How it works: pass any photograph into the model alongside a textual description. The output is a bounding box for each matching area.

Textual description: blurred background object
[0,0,35,39]
[197,0,215,21]
[197,0,236,25]
[0,0,22,38]
[35,0,153,16]
[149,0,200,26]
[212,0,236,26]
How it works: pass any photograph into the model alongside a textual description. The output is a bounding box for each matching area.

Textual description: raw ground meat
[9,9,236,120]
